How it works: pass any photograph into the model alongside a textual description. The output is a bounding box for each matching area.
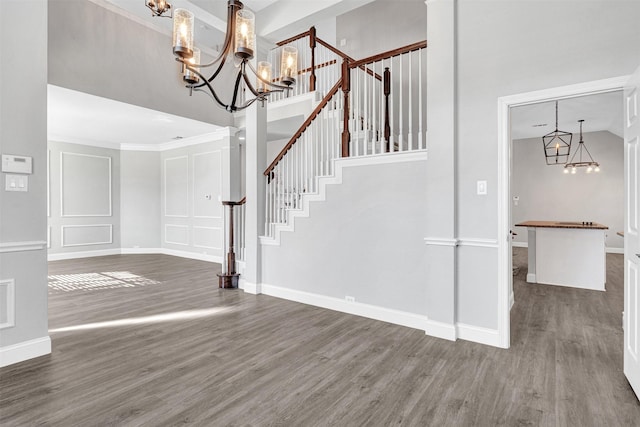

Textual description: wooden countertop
[515,220,608,230]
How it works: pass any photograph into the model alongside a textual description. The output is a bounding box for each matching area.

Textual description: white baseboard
[511,241,528,248]
[512,241,624,255]
[510,291,515,310]
[242,280,262,294]
[48,247,222,263]
[456,323,500,347]
[48,249,121,261]
[424,319,456,341]
[606,247,624,254]
[0,336,51,368]
[261,283,453,339]
[527,273,537,283]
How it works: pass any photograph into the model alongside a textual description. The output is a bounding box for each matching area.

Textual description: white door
[624,64,640,399]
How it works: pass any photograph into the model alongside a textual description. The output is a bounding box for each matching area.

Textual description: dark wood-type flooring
[1,249,639,425]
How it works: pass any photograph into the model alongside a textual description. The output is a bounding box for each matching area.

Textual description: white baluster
[408,52,413,151]
[419,48,424,150]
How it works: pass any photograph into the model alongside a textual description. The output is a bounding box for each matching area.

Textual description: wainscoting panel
[193,226,222,250]
[164,156,189,217]
[193,151,222,219]
[61,152,112,217]
[0,279,15,329]
[61,224,113,247]
[165,224,189,246]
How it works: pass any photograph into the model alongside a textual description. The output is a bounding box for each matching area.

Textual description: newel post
[341,57,351,157]
[309,26,316,92]
[218,201,240,288]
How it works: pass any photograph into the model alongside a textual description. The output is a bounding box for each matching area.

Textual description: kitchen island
[515,221,608,291]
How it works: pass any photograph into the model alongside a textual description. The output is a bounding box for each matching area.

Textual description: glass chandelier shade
[171,0,293,112]
[280,46,298,86]
[542,101,572,165]
[172,9,194,58]
[563,120,600,174]
[257,61,272,93]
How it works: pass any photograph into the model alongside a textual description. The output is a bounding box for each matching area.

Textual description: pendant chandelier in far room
[564,120,600,174]
[542,100,573,165]
[171,0,295,113]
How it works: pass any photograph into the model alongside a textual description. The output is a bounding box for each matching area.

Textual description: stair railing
[343,41,427,157]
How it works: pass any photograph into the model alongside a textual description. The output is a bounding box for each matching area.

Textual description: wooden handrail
[349,41,427,68]
[222,197,246,206]
[271,59,337,83]
[276,29,311,46]
[264,80,342,177]
[316,38,381,81]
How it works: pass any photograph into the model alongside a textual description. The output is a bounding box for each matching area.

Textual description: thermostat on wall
[2,154,33,174]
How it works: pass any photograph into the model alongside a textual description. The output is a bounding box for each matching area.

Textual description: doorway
[496,76,629,349]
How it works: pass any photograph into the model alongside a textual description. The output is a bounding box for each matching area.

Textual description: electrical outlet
[345,296,355,303]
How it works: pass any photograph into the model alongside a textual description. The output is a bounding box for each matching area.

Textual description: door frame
[496,75,630,348]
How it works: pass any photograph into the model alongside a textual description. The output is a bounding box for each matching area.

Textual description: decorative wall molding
[164,156,189,218]
[0,336,51,368]
[457,238,499,248]
[0,279,16,329]
[61,224,113,247]
[164,224,189,246]
[424,237,458,247]
[193,226,222,250]
[60,151,112,217]
[0,241,47,253]
[192,151,222,219]
[48,247,222,263]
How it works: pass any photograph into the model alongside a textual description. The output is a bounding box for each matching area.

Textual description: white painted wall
[0,0,50,364]
[512,131,624,250]
[262,159,428,316]
[47,141,121,257]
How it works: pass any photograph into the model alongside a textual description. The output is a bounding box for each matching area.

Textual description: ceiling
[511,91,623,141]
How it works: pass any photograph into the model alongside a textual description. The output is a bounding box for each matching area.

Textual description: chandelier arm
[229,97,259,112]
[581,141,596,163]
[186,0,238,69]
[246,61,294,90]
[242,68,261,97]
[229,68,245,111]
[185,65,230,110]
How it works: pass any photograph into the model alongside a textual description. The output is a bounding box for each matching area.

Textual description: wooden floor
[1,250,639,425]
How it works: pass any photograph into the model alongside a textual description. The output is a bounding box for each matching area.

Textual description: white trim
[510,291,515,310]
[424,319,457,341]
[511,241,528,248]
[122,129,231,152]
[61,224,113,247]
[0,241,47,253]
[457,238,499,248]
[607,247,625,254]
[337,150,428,168]
[261,283,454,339]
[120,247,164,255]
[164,224,190,246]
[48,249,121,261]
[160,248,222,263]
[456,323,500,347]
[47,227,51,249]
[497,75,629,351]
[60,152,113,217]
[423,237,458,247]
[0,279,15,329]
[0,336,51,368]
[527,273,537,283]
[242,280,262,295]
[163,156,189,218]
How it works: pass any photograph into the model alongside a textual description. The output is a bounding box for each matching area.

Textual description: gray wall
[262,159,428,315]
[47,141,121,256]
[48,0,233,127]
[452,0,640,328]
[121,150,161,249]
[512,131,624,249]
[0,0,49,351]
[336,0,426,59]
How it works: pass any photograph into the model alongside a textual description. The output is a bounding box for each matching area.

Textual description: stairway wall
[262,158,428,318]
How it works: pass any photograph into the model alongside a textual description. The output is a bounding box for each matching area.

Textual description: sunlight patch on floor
[49,307,234,333]
[48,271,161,292]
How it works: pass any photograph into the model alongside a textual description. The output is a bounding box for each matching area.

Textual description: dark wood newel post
[309,26,316,92]
[383,67,391,152]
[341,58,351,157]
[218,200,241,288]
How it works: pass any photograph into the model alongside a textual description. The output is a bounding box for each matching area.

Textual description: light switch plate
[5,174,28,192]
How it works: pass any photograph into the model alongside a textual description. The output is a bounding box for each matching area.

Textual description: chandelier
[171,0,296,112]
[542,100,572,165]
[564,120,600,174]
[145,0,171,18]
